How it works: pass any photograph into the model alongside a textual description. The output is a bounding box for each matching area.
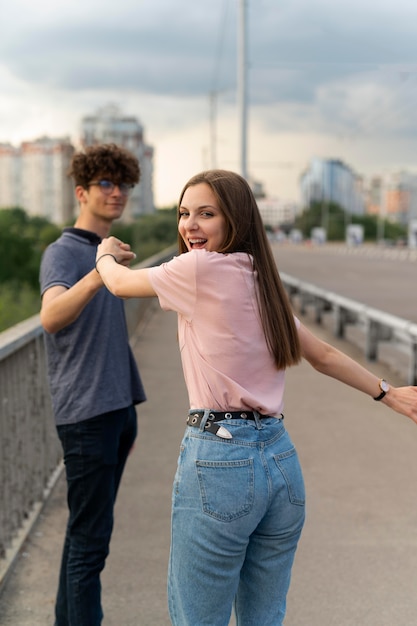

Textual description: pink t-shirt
[149,249,293,417]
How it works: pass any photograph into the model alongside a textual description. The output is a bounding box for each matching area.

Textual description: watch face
[380,380,389,392]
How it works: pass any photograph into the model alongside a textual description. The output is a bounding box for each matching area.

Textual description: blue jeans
[168,411,305,626]
[54,406,137,626]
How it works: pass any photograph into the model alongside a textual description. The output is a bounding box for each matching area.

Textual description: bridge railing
[0,245,176,580]
[281,271,417,385]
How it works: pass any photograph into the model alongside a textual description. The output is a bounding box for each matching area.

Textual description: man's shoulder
[43,230,94,258]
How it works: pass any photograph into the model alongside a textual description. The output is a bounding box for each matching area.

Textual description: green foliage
[0,207,61,289]
[0,206,178,332]
[121,208,178,262]
[350,214,406,241]
[382,220,407,241]
[295,201,407,242]
[0,282,40,332]
[294,201,346,240]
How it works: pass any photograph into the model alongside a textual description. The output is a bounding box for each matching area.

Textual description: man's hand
[97,236,136,267]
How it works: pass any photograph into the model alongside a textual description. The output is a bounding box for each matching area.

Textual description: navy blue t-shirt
[39,228,146,425]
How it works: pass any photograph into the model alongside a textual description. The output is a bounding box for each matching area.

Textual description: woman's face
[178,183,227,252]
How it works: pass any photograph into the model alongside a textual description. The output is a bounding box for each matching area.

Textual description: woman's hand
[95,237,156,299]
[382,386,417,425]
[96,236,136,268]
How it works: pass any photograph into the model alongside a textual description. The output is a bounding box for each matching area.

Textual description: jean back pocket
[196,458,254,521]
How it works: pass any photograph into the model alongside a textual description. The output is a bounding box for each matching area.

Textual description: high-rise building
[20,137,75,224]
[80,104,154,220]
[300,157,365,216]
[365,172,417,226]
[0,137,75,224]
[385,172,417,226]
[0,143,22,208]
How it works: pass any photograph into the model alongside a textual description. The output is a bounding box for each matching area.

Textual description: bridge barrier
[281,272,417,385]
[0,245,176,585]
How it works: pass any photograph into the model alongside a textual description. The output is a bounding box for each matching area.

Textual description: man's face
[77,178,132,222]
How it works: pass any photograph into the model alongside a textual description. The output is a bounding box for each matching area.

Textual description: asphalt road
[272,242,417,323]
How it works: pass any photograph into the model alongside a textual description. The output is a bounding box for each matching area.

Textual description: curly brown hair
[68,143,140,188]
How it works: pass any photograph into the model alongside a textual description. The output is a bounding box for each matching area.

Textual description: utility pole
[238,0,248,180]
[209,91,217,169]
[377,176,387,243]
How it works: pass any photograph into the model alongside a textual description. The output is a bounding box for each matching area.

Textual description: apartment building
[366,172,417,226]
[257,197,299,228]
[80,104,155,220]
[0,143,22,208]
[0,137,75,224]
[21,137,75,224]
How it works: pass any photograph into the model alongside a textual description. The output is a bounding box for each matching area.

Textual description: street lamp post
[238,0,248,180]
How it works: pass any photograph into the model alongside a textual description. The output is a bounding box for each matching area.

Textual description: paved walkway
[1,301,417,625]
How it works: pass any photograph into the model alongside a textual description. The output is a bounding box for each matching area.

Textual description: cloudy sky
[1,0,417,207]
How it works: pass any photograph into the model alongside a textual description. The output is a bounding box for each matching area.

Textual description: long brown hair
[177,170,301,369]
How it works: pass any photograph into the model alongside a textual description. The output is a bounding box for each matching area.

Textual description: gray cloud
[2,0,417,146]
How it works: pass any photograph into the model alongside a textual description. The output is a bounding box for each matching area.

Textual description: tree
[294,201,346,240]
[0,206,178,332]
[294,201,407,242]
[129,209,178,261]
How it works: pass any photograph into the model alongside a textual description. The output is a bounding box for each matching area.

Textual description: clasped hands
[97,236,136,268]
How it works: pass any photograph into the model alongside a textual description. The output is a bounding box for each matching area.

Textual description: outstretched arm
[95,236,157,299]
[298,322,417,424]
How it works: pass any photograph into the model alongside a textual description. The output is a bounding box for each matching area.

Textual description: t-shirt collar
[63,227,102,245]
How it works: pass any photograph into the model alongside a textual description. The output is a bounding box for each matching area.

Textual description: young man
[39,143,146,626]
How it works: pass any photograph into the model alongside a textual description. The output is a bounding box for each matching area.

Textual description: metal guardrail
[0,315,60,568]
[280,271,417,386]
[0,245,176,580]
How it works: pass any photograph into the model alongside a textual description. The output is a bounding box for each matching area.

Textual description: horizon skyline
[2,118,415,211]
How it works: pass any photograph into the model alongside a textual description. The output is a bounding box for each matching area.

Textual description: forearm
[299,322,417,424]
[96,243,156,298]
[310,343,382,397]
[320,349,417,422]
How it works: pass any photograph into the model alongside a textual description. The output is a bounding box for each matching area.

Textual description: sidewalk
[1,304,417,625]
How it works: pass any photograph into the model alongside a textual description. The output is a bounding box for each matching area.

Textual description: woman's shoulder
[192,249,252,264]
[163,250,253,275]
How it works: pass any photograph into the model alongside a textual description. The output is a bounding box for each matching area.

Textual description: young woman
[95,169,417,626]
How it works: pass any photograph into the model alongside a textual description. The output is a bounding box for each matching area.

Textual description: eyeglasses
[88,180,134,196]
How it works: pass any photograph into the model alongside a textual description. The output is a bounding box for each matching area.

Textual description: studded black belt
[187,410,266,427]
[186,410,276,439]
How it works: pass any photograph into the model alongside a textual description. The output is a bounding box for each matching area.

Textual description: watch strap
[373,379,388,401]
[373,389,387,401]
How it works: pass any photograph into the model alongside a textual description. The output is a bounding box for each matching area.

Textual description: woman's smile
[178,183,226,252]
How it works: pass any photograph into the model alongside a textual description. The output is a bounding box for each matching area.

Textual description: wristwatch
[373,378,390,401]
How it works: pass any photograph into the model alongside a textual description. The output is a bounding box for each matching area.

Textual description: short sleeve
[40,242,82,295]
[148,253,198,319]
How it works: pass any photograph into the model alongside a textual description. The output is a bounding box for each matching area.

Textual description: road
[272,242,417,323]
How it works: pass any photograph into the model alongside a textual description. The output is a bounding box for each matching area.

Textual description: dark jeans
[54,405,137,626]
